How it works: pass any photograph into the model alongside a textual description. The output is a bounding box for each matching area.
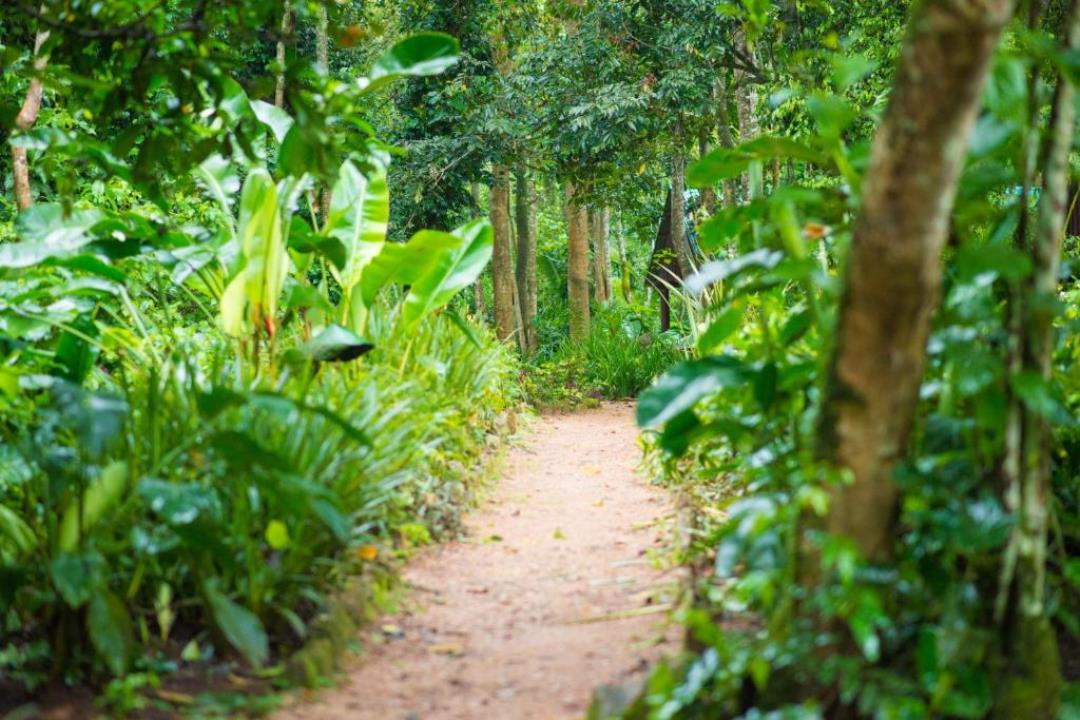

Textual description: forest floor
[276,401,681,720]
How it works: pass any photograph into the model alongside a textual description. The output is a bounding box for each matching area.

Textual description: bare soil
[276,401,680,720]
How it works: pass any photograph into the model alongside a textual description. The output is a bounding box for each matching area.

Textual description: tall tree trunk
[566,181,591,343]
[491,165,516,343]
[815,0,1015,562]
[12,27,50,211]
[699,129,717,215]
[274,6,294,108]
[616,212,632,303]
[514,167,538,354]
[671,138,694,277]
[591,207,612,304]
[734,32,758,202]
[471,182,487,321]
[994,3,1080,716]
[716,78,737,208]
[315,3,332,223]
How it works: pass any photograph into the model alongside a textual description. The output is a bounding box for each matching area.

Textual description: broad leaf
[360,229,462,306]
[251,100,295,144]
[88,590,134,676]
[402,219,493,329]
[204,580,269,668]
[637,357,755,429]
[2,204,104,268]
[289,324,374,363]
[362,33,460,94]
[325,160,389,290]
[220,168,289,336]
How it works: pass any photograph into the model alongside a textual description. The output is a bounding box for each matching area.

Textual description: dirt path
[277,402,679,720]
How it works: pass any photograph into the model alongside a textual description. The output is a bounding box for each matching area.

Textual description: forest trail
[277,402,680,720]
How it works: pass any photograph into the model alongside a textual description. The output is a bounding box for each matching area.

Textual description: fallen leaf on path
[581,465,601,475]
[553,528,566,540]
[593,499,605,507]
[430,642,465,657]
[381,623,404,639]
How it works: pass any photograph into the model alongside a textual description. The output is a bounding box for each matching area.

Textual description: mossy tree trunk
[566,181,591,344]
[515,167,538,354]
[814,0,1016,562]
[671,135,694,278]
[993,2,1080,716]
[591,207,612,304]
[491,165,516,343]
[274,6,293,108]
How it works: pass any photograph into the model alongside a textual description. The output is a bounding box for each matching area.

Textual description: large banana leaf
[359,229,462,308]
[220,169,289,337]
[360,33,460,95]
[323,160,389,331]
[402,219,492,330]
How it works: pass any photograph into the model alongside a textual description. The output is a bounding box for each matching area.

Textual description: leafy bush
[0,309,514,692]
[522,303,685,409]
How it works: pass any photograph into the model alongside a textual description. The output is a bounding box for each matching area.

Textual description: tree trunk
[616,212,632,303]
[471,182,487,321]
[315,3,332,222]
[671,141,694,277]
[699,129,717,215]
[993,3,1080,716]
[514,167,538,354]
[591,207,612,304]
[734,33,758,202]
[274,6,294,108]
[815,0,1015,562]
[566,181,591,343]
[491,165,516,343]
[12,27,50,211]
[716,78,738,208]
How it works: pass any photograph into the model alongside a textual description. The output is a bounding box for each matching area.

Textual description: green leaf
[88,590,134,676]
[446,307,484,349]
[688,136,824,187]
[402,219,493,329]
[204,580,269,668]
[251,100,294,144]
[0,502,36,563]
[324,160,390,330]
[1010,371,1071,423]
[288,324,374,362]
[51,550,106,607]
[265,520,290,550]
[360,230,462,307]
[697,306,743,354]
[637,357,754,429]
[2,204,105,268]
[684,249,784,294]
[362,33,460,94]
[58,461,129,553]
[194,154,240,226]
[831,53,877,90]
[221,168,289,337]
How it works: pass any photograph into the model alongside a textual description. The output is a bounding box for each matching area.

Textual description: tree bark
[616,212,632,303]
[699,129,717,215]
[815,0,1016,562]
[274,6,294,108]
[514,167,538,354]
[12,27,50,211]
[716,78,737,208]
[590,207,612,304]
[671,140,694,277]
[993,3,1080,716]
[565,181,591,343]
[315,3,332,222]
[491,165,516,343]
